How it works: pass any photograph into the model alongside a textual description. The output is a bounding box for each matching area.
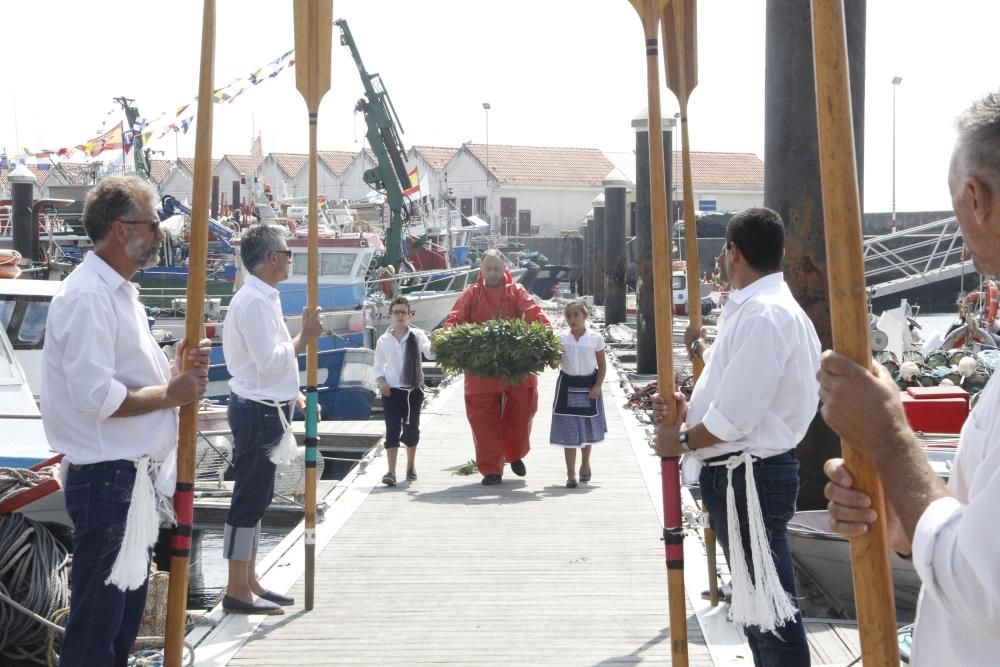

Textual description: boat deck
[190,362,869,665]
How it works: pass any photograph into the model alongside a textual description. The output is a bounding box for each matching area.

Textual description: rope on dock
[0,513,70,664]
[0,466,58,506]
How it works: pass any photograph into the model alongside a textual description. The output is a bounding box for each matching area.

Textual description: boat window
[0,333,16,385]
[17,302,49,345]
[0,299,14,329]
[672,275,686,290]
[292,252,357,277]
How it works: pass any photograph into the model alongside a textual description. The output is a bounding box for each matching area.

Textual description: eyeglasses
[390,309,411,316]
[119,219,161,230]
[271,249,293,259]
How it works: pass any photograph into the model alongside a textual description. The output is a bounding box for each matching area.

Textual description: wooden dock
[190,361,866,665]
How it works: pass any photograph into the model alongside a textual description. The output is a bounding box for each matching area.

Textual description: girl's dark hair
[564,299,589,316]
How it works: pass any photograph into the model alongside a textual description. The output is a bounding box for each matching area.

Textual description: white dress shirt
[909,372,1000,665]
[41,252,176,465]
[223,274,299,402]
[373,326,433,389]
[559,328,604,376]
[686,272,821,460]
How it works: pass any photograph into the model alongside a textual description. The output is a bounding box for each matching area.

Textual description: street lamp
[482,102,491,230]
[892,76,902,233]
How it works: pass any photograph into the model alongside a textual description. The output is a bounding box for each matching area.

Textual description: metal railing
[863,216,965,285]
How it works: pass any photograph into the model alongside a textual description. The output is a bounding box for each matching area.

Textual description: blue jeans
[699,451,810,667]
[61,460,148,667]
[224,394,286,561]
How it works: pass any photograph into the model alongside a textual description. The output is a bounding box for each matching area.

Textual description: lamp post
[891,76,902,233]
[482,102,491,232]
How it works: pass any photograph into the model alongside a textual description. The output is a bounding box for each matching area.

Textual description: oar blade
[293,0,334,110]
[661,0,698,102]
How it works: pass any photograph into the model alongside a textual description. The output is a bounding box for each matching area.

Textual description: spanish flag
[402,166,420,198]
[82,122,125,158]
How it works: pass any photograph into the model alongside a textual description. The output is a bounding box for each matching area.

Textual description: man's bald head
[480,249,506,288]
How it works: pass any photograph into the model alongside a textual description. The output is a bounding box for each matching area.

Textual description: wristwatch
[679,429,693,453]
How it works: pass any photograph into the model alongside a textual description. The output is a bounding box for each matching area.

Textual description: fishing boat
[788,443,955,624]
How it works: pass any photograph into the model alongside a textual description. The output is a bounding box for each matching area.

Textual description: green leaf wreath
[431,318,561,385]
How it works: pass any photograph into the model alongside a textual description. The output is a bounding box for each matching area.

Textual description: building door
[500,197,516,234]
[460,198,472,218]
[518,210,532,236]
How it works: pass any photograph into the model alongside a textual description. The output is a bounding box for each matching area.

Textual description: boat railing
[140,286,226,314]
[368,263,474,297]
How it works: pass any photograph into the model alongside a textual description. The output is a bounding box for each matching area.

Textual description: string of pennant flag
[15,48,296,162]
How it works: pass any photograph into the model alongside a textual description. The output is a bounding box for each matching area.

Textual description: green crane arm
[335,18,411,267]
[113,96,151,181]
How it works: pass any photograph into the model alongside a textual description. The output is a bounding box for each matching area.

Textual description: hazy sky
[3,1,998,213]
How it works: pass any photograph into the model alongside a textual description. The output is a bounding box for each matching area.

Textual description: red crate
[900,393,969,434]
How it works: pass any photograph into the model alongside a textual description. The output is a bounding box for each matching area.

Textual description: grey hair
[241,224,287,273]
[82,176,157,243]
[956,92,1000,186]
[481,248,504,263]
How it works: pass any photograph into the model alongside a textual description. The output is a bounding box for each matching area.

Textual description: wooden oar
[810,1,899,664]
[661,0,718,608]
[164,1,215,665]
[293,0,333,612]
[627,1,687,663]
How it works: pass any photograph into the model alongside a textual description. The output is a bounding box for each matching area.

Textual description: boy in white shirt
[374,296,433,486]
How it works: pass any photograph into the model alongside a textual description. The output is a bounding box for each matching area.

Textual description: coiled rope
[0,465,58,506]
[0,513,70,664]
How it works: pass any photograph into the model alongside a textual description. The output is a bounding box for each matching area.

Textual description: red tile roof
[148,159,172,184]
[674,151,764,190]
[222,154,264,177]
[177,157,222,175]
[317,151,356,175]
[0,165,51,192]
[270,152,308,178]
[411,146,458,172]
[52,162,99,185]
[463,143,615,186]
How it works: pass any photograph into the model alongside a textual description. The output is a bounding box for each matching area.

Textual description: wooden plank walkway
[205,369,713,665]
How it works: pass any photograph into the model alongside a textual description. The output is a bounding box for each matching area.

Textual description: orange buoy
[376,266,396,298]
[0,249,22,279]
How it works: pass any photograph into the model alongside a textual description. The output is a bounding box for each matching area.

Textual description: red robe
[444,271,550,476]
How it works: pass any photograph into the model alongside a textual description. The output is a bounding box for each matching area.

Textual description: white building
[442,143,615,237]
[405,146,458,207]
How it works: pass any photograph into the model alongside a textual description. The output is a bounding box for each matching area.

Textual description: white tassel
[106,457,159,591]
[720,453,798,634]
[268,402,297,466]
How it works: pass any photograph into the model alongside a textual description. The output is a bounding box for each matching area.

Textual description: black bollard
[232,180,241,217]
[592,195,606,307]
[10,165,37,261]
[633,114,675,374]
[765,0,866,510]
[603,173,629,325]
[211,176,220,219]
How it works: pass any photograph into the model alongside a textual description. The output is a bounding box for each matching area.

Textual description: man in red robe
[444,249,550,485]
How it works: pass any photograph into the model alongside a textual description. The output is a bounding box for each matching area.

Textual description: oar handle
[164,2,215,665]
[811,0,899,664]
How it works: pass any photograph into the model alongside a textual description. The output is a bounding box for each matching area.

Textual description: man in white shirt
[221,224,321,615]
[822,93,1000,665]
[42,176,211,667]
[652,207,821,667]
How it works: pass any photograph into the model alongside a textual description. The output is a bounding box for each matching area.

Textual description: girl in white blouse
[549,300,607,487]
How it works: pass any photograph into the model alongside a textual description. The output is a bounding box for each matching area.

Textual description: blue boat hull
[207,343,375,421]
